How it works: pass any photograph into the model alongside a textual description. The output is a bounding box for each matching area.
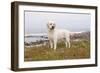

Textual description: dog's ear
[54,23,56,28]
[47,22,49,28]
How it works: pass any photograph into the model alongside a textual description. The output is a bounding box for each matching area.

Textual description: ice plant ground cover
[24,38,90,61]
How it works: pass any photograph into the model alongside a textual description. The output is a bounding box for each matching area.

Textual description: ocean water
[25,37,47,43]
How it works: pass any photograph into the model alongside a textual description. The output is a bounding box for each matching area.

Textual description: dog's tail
[70,31,83,36]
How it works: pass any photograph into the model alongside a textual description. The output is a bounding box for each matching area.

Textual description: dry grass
[24,40,90,61]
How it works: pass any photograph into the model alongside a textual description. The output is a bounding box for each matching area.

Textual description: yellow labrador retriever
[47,21,70,50]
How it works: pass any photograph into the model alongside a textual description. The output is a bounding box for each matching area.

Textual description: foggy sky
[25,11,91,34]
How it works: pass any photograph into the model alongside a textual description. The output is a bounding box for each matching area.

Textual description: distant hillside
[70,31,90,40]
[25,31,90,46]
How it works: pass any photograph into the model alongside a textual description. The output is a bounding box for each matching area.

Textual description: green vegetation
[24,40,90,61]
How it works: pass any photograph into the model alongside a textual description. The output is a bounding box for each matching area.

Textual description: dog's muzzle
[50,26,54,30]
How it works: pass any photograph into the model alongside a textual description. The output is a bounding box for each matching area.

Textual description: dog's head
[47,21,56,30]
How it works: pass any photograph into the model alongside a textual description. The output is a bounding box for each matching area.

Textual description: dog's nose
[52,26,54,29]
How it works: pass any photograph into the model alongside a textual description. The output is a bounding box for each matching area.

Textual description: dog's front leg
[54,37,57,50]
[50,40,53,48]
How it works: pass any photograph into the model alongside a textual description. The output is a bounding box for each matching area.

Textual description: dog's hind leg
[65,42,68,48]
[65,36,70,48]
[67,38,70,48]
